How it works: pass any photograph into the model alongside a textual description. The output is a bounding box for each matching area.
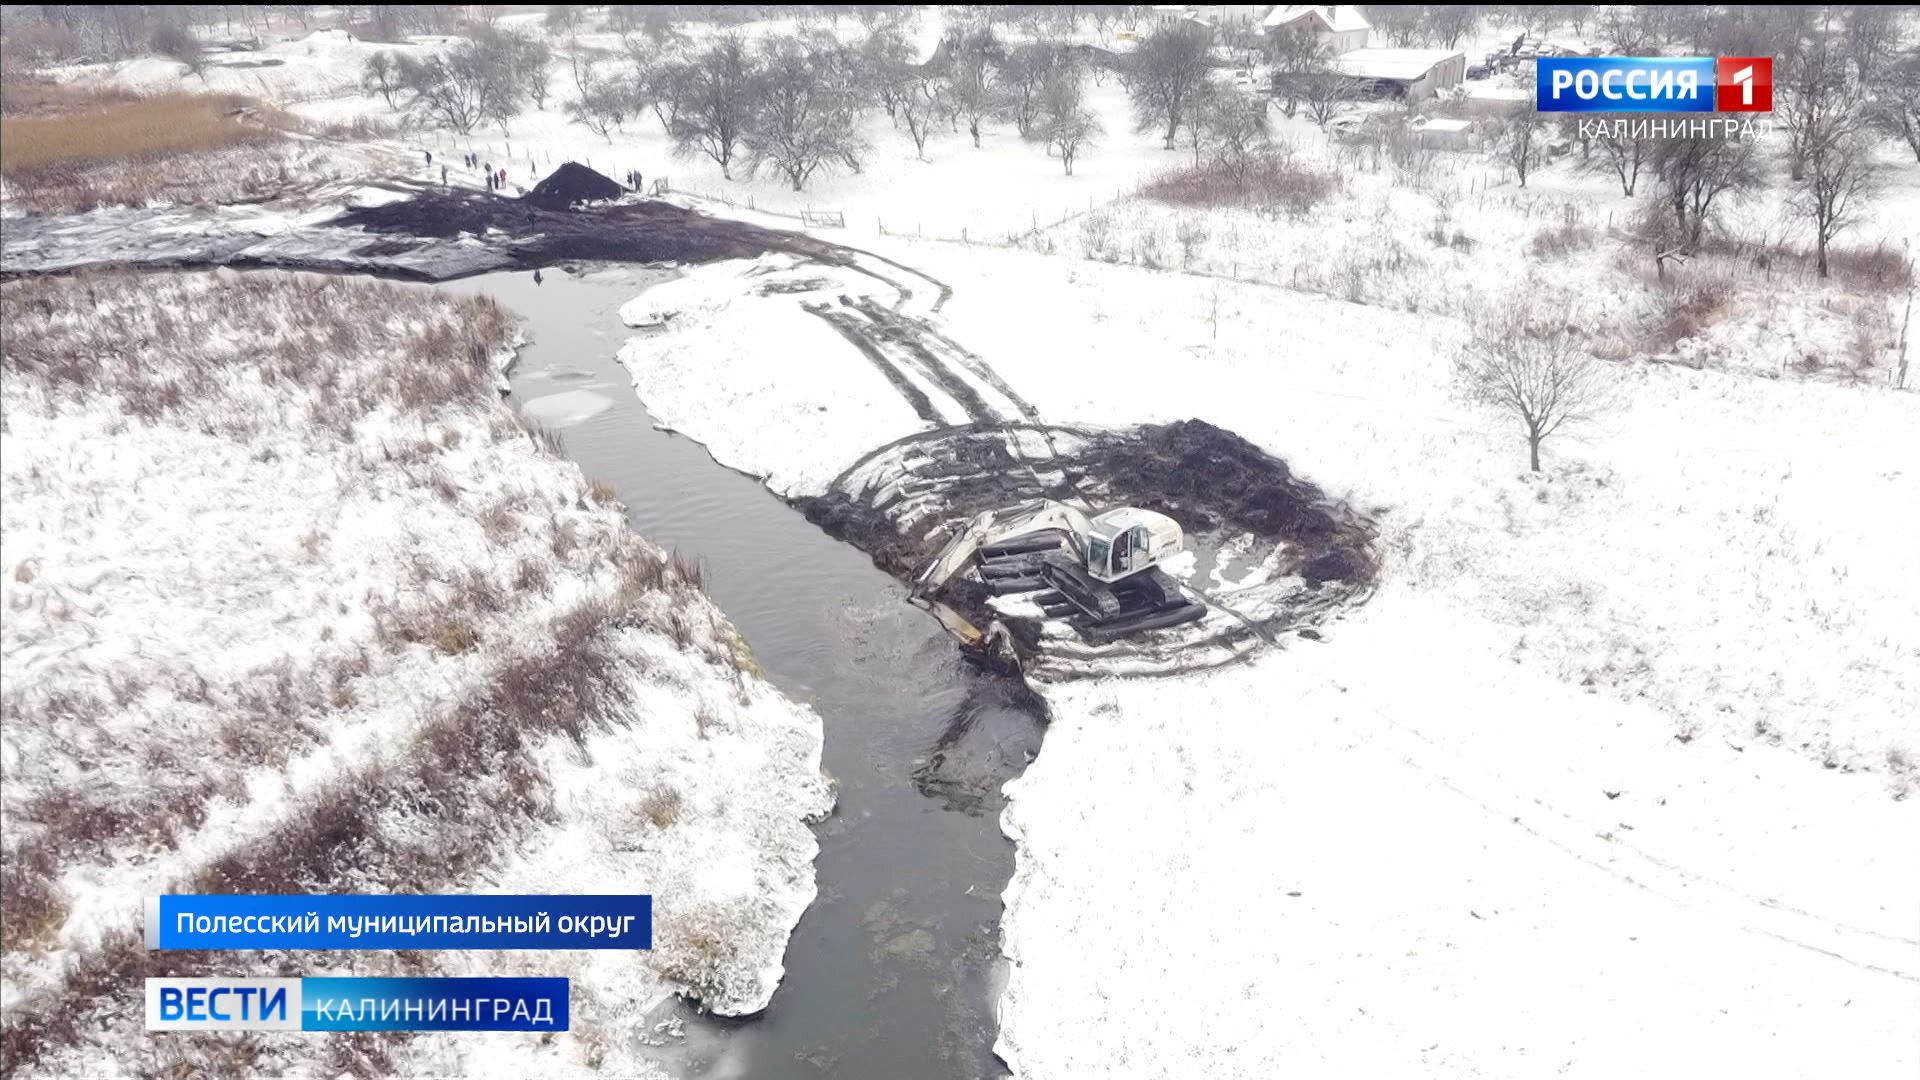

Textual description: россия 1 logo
[1536,56,1773,113]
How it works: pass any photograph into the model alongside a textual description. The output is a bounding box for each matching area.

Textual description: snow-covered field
[0,271,832,1077]
[607,229,1919,1077]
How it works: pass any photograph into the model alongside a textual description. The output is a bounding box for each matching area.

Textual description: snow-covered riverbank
[610,238,1920,1078]
[0,270,832,1077]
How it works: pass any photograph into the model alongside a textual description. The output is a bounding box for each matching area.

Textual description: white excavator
[911,499,1203,649]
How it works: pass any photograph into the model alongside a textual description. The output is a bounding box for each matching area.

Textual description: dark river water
[442,266,1042,1080]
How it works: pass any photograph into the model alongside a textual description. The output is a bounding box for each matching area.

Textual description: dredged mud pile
[798,419,1377,679]
[336,188,851,272]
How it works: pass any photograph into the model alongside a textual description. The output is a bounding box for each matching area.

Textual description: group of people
[422,149,652,198]
[425,149,513,192]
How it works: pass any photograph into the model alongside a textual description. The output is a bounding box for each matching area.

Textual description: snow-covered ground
[13,8,1920,1076]
[605,227,1919,1077]
[0,271,832,1077]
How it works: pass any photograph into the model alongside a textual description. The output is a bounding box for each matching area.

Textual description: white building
[1192,4,1274,33]
[1152,4,1267,34]
[1332,47,1468,101]
[1262,4,1372,54]
[1411,116,1474,150]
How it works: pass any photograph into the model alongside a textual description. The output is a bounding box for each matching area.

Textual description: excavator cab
[1083,509,1180,583]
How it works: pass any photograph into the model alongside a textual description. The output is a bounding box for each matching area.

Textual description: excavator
[911,499,1205,662]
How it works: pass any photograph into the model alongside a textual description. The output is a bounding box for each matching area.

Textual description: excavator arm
[911,499,1092,600]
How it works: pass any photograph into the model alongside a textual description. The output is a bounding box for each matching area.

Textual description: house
[1150,5,1198,29]
[1191,5,1274,32]
[1411,116,1474,150]
[1262,4,1371,54]
[1152,4,1272,37]
[1331,47,1468,101]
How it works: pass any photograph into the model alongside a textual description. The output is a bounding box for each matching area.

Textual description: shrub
[639,785,682,829]
[1651,278,1730,348]
[0,843,65,952]
[1529,223,1597,259]
[430,619,478,654]
[1142,152,1339,218]
[668,549,704,590]
[651,906,743,1006]
[1078,210,1114,260]
[150,25,205,74]
[1823,244,1912,291]
[1175,214,1209,266]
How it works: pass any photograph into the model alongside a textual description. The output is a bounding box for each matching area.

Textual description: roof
[1333,47,1465,81]
[1090,507,1181,536]
[1415,117,1473,132]
[1263,5,1371,33]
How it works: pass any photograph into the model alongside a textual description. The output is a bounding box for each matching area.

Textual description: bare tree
[1303,68,1362,129]
[1197,90,1270,182]
[150,23,206,79]
[1647,132,1760,247]
[949,33,1003,148]
[1041,71,1100,175]
[857,27,920,125]
[1841,5,1901,84]
[1778,40,1851,182]
[1368,5,1423,47]
[1873,52,1920,163]
[1424,5,1479,48]
[667,35,755,179]
[1498,109,1545,188]
[855,6,915,32]
[744,35,868,190]
[1180,80,1220,167]
[1698,5,1815,68]
[1599,5,1658,54]
[1586,115,1650,196]
[1455,298,1613,473]
[1267,27,1330,119]
[545,4,579,34]
[361,50,403,108]
[402,42,523,135]
[495,28,553,111]
[897,70,954,160]
[631,52,687,133]
[565,58,630,142]
[1796,125,1879,278]
[998,40,1067,139]
[1126,23,1212,150]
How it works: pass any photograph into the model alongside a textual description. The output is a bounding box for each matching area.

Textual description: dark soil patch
[1083,420,1351,543]
[335,188,849,272]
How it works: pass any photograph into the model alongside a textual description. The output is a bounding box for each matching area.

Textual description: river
[443,266,1042,1079]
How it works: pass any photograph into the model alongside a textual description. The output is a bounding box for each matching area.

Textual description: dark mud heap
[334,185,850,272]
[523,162,626,209]
[799,420,1378,678]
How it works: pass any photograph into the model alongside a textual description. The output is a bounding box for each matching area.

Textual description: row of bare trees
[360,27,550,135]
[564,24,1103,185]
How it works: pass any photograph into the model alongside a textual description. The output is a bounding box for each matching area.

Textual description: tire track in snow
[840,295,1000,424]
[1371,712,1920,984]
[801,301,945,425]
